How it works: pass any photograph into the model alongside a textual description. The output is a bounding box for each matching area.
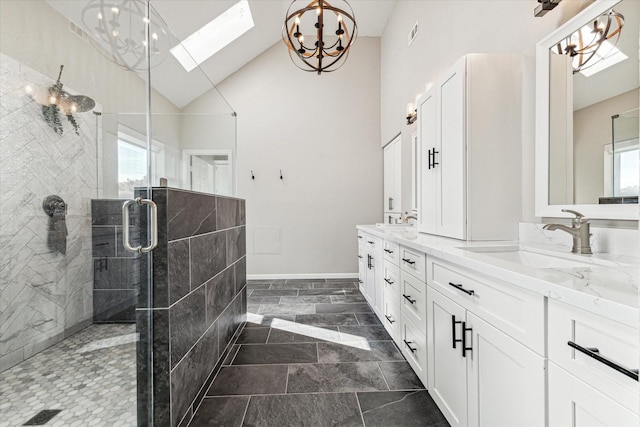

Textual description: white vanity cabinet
[547,300,639,426]
[417,54,522,240]
[426,258,545,427]
[357,231,383,317]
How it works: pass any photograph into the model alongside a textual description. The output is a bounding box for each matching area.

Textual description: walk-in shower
[0,1,240,425]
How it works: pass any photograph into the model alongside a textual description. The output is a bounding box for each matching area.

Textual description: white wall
[204,38,382,276]
[380,0,593,221]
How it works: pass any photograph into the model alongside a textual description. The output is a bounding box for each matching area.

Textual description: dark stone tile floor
[188,279,449,427]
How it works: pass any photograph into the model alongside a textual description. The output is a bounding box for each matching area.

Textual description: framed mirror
[535,0,639,220]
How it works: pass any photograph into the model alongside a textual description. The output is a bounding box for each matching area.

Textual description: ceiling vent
[408,21,418,47]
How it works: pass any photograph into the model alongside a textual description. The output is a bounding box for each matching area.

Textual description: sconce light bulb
[316,7,321,15]
[70,103,77,113]
[406,103,414,116]
[337,14,342,22]
[299,35,304,43]
[295,16,300,25]
[49,95,57,105]
[152,32,158,40]
[25,85,33,95]
[97,12,103,20]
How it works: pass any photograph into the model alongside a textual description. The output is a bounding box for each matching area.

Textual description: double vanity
[356,224,638,427]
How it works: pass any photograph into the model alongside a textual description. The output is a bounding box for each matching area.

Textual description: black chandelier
[282,0,357,75]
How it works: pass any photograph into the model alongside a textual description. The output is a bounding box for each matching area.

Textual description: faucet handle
[561,209,589,223]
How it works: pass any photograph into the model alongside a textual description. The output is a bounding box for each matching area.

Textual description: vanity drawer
[548,300,639,413]
[399,246,426,281]
[363,233,383,257]
[428,258,544,354]
[382,288,401,344]
[383,239,400,265]
[382,260,400,296]
[401,313,427,386]
[400,271,427,334]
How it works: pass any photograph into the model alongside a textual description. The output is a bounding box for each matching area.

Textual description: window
[118,136,148,199]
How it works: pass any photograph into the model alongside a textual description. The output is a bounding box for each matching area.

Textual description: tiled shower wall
[136,189,247,427]
[91,199,139,323]
[0,54,97,372]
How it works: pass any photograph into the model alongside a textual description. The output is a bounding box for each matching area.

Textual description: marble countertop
[357,224,639,328]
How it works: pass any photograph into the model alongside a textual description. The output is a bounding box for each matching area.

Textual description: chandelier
[554,9,624,75]
[81,0,171,72]
[282,0,357,75]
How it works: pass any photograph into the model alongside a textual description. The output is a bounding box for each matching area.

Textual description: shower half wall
[0,54,97,372]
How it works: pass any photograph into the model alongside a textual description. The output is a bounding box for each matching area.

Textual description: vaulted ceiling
[46,0,397,108]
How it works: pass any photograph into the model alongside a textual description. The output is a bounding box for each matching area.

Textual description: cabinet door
[365,254,382,317]
[437,57,466,239]
[427,288,468,427]
[549,362,639,427]
[357,247,366,295]
[418,86,438,234]
[466,313,545,427]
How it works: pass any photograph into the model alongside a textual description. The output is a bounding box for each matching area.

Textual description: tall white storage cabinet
[383,135,402,224]
[418,54,522,241]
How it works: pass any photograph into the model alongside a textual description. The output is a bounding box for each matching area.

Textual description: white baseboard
[247,273,358,281]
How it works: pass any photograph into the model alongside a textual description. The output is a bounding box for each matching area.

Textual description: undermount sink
[462,246,593,269]
[375,223,413,229]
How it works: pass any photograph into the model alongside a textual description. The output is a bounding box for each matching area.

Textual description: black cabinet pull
[568,341,639,381]
[403,340,417,353]
[402,294,416,304]
[384,248,394,254]
[427,148,433,170]
[357,235,363,239]
[385,315,396,324]
[367,255,372,270]
[451,315,462,349]
[367,240,374,244]
[389,197,394,211]
[358,255,363,259]
[461,322,472,357]
[402,258,416,265]
[448,282,475,296]
[432,149,439,167]
[358,279,363,284]
[384,278,394,285]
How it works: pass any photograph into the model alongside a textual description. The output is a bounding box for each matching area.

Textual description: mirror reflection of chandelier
[282,0,357,75]
[555,9,625,75]
[81,0,171,72]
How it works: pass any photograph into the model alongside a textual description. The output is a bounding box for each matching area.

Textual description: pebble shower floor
[0,324,137,427]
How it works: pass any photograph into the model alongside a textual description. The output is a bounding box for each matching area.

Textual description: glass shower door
[0,1,156,426]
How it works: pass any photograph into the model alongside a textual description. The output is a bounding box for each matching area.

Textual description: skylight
[578,40,628,77]
[170,0,254,72]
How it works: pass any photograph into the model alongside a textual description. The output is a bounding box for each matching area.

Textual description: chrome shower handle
[122,198,158,253]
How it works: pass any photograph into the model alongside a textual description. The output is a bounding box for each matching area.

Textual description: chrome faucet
[542,209,592,254]
[402,212,418,223]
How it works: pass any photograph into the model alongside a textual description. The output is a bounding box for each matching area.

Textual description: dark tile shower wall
[91,200,139,323]
[135,189,247,427]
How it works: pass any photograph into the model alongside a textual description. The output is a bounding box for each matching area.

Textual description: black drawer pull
[384,278,394,285]
[357,235,363,239]
[384,248,394,254]
[367,240,374,244]
[358,255,363,259]
[403,340,417,353]
[448,282,475,296]
[385,315,395,324]
[402,294,416,304]
[358,279,363,284]
[451,315,462,349]
[461,322,473,357]
[402,258,416,265]
[568,341,639,381]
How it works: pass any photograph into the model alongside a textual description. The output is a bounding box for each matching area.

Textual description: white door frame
[182,149,235,195]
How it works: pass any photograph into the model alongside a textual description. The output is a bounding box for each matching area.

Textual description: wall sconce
[406,102,417,125]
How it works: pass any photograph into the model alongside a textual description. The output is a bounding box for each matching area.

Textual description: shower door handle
[122,198,158,253]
